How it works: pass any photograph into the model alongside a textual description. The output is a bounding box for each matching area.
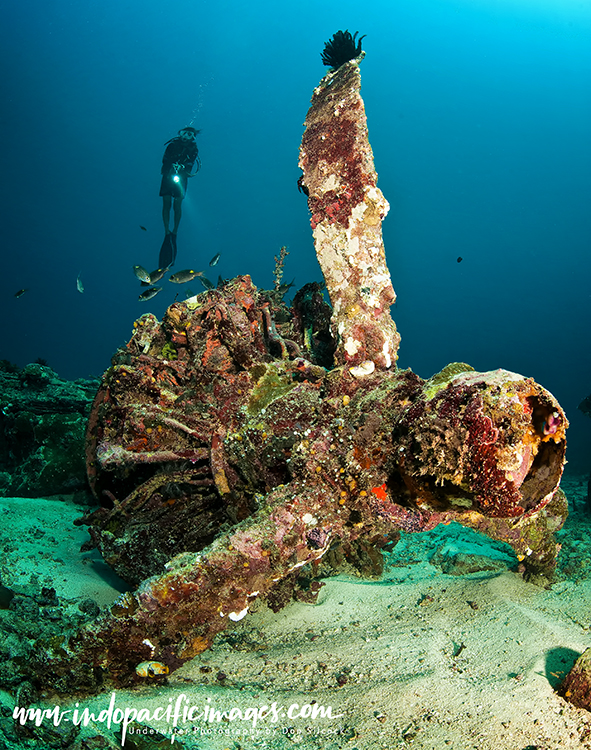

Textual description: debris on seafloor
[559,648,591,710]
[22,43,568,698]
[0,362,97,497]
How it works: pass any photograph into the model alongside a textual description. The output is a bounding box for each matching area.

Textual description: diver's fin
[159,234,175,269]
[170,233,178,266]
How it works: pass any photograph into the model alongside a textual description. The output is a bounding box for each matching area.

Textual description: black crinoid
[321,30,366,69]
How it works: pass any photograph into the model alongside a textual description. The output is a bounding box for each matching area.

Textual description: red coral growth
[395,372,567,519]
[371,483,388,502]
[300,66,371,230]
[302,117,358,165]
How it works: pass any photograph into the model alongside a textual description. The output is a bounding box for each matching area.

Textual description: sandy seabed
[2,475,591,750]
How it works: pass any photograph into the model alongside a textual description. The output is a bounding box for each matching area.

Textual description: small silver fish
[149,267,168,284]
[140,225,147,231]
[133,265,151,283]
[169,269,204,284]
[209,252,221,267]
[198,276,215,290]
[277,277,296,296]
[138,286,162,301]
[76,273,84,294]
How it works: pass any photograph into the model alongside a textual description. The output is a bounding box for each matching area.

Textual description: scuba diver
[159,126,201,268]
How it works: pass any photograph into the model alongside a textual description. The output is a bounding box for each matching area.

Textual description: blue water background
[1,0,590,469]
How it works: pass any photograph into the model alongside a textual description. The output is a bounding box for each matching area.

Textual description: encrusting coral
[298,50,399,369]
[24,39,568,697]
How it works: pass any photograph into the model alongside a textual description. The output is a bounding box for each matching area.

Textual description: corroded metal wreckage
[32,57,568,696]
[298,51,400,370]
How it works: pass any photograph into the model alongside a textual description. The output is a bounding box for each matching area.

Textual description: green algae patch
[161,342,178,361]
[247,364,295,416]
[423,362,475,400]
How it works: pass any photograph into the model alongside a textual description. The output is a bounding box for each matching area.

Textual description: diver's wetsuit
[159,138,199,199]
